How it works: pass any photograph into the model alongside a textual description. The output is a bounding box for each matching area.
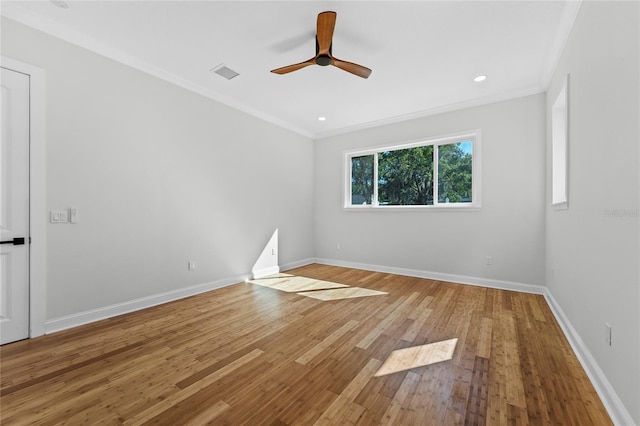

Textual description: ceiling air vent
[211,64,239,80]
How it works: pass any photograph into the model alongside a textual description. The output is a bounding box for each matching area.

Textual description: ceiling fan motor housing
[316,55,332,66]
[315,37,332,66]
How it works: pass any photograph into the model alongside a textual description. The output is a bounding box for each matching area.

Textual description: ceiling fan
[271,11,372,79]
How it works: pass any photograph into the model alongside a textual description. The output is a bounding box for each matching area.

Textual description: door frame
[2,56,46,338]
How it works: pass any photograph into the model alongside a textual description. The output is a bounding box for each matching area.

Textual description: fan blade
[316,11,336,55]
[332,58,372,79]
[271,58,316,75]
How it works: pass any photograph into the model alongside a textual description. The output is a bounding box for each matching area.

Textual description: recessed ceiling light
[50,0,69,9]
[473,75,487,82]
[318,116,327,121]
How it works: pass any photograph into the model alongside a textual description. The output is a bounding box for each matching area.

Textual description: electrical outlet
[188,261,196,271]
[604,323,612,346]
[485,256,492,265]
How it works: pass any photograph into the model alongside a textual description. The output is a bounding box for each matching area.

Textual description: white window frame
[344,130,481,210]
[551,75,569,210]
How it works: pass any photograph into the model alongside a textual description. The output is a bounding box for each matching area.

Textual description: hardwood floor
[0,264,611,425]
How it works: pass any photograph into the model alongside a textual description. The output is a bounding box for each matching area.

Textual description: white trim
[544,290,635,426]
[38,254,633,424]
[552,201,569,211]
[43,256,317,335]
[0,12,313,140]
[373,152,379,206]
[343,204,482,212]
[344,130,481,158]
[433,144,440,204]
[344,130,481,210]
[540,1,583,89]
[313,258,545,295]
[551,74,570,209]
[309,256,632,425]
[1,57,47,338]
[252,266,280,280]
[1,8,548,141]
[280,257,315,272]
[316,86,544,140]
[44,273,250,334]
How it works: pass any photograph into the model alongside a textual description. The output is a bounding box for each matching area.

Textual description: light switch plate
[50,210,68,223]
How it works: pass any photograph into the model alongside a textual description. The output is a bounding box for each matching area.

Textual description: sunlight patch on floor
[374,338,458,377]
[249,273,387,301]
[299,287,388,301]
[249,274,348,293]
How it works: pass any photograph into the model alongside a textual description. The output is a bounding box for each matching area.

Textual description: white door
[1,67,30,344]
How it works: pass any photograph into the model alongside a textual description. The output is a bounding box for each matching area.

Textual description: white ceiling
[1,1,581,139]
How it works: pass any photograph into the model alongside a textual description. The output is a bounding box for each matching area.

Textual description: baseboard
[252,266,280,279]
[313,257,546,294]
[44,258,317,335]
[41,256,633,425]
[280,257,316,272]
[313,257,634,425]
[44,273,251,334]
[544,291,635,426]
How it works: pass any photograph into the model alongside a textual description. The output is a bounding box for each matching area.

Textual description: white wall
[545,2,640,424]
[314,94,546,287]
[3,4,638,422]
[1,18,315,320]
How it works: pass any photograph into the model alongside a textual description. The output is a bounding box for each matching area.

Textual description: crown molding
[540,0,583,89]
[1,8,315,139]
[314,85,545,140]
[2,2,578,142]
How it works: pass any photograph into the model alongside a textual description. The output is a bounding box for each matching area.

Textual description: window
[350,155,374,205]
[552,75,569,209]
[345,131,481,209]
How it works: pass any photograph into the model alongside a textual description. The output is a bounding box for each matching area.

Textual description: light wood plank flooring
[0,264,611,425]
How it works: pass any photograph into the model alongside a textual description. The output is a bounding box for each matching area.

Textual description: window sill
[552,201,568,210]
[344,204,481,212]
